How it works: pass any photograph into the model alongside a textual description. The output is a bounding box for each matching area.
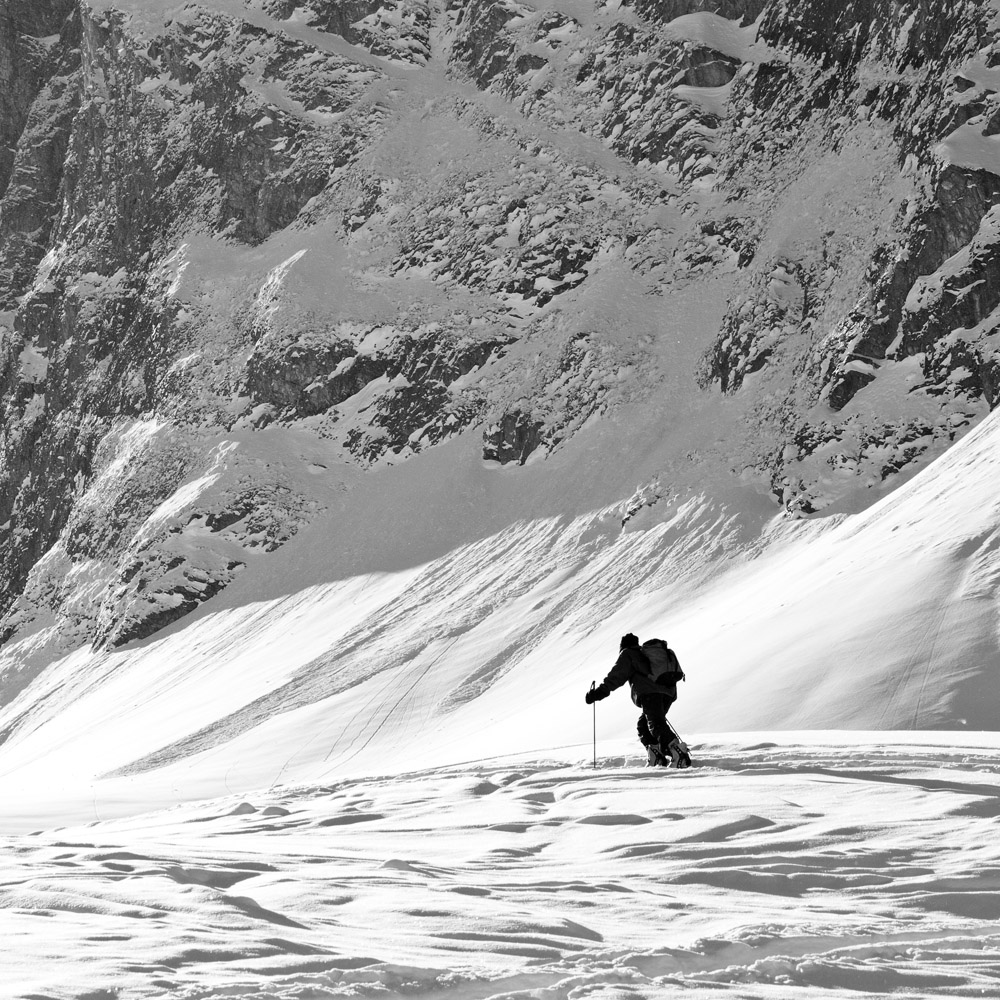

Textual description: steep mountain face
[1,0,999,690]
[704,0,1000,514]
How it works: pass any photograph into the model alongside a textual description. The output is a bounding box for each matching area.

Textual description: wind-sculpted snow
[1,332,1000,997]
[6,740,1000,998]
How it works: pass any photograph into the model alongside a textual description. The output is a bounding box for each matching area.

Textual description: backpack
[640,638,684,684]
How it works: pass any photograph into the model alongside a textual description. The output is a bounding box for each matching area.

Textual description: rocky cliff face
[699,0,1000,513]
[1,0,999,677]
[0,0,80,304]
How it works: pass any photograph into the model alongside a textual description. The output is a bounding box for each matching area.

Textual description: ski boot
[665,738,692,769]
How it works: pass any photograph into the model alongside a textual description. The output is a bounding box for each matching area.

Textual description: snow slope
[1,404,999,832]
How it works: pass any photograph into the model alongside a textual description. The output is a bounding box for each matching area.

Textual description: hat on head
[620,633,639,649]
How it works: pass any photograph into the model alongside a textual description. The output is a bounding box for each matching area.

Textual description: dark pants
[636,692,678,750]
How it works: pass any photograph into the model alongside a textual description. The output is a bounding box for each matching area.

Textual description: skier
[585,633,691,768]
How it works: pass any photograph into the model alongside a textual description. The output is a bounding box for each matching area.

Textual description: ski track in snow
[6,740,1000,999]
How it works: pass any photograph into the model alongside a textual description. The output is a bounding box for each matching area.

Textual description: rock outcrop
[686,0,1000,512]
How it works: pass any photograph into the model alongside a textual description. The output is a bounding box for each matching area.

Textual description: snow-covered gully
[5,737,1000,999]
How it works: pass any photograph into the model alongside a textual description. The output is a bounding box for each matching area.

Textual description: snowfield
[6,737,1000,999]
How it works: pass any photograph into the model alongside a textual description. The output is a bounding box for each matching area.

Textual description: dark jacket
[597,646,677,707]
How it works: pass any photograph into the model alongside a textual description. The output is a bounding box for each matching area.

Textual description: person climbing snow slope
[585,633,692,768]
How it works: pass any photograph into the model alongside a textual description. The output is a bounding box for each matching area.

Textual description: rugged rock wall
[701,0,1000,511]
[0,0,80,304]
[1,0,998,674]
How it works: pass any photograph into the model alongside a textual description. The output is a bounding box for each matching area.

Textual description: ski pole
[590,681,596,769]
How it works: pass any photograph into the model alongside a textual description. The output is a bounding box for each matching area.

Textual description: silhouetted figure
[585,633,691,767]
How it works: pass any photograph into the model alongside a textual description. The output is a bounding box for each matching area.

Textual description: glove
[585,684,608,704]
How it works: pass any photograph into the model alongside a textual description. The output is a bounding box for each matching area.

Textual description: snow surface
[935,121,1000,176]
[661,11,766,64]
[6,737,1000,998]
